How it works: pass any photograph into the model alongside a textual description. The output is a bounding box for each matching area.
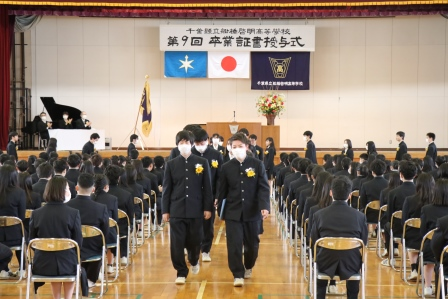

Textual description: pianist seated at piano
[74,111,92,130]
[58,111,73,129]
[37,112,52,144]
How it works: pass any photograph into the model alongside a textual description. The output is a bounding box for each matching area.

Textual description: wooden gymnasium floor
[2,211,419,299]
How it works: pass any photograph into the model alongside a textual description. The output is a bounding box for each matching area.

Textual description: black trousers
[0,243,12,272]
[170,217,203,278]
[82,260,102,282]
[384,222,399,254]
[225,219,260,279]
[316,279,359,299]
[201,209,215,253]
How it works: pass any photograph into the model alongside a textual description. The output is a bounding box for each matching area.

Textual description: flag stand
[115,76,150,151]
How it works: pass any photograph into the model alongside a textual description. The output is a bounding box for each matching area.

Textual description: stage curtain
[14,15,41,32]
[0,6,13,150]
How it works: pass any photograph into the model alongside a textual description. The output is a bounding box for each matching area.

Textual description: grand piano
[21,97,105,150]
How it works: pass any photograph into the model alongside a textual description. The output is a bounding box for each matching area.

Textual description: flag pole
[133,75,149,134]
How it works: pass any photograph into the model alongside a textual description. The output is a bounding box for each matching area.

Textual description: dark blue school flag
[251,52,310,90]
[164,51,207,78]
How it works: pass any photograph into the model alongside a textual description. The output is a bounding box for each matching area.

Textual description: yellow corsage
[256,150,260,155]
[211,160,219,168]
[245,168,256,178]
[396,147,399,151]
[195,164,204,175]
[304,147,307,151]
[264,150,269,155]
[425,147,428,152]
[219,150,223,155]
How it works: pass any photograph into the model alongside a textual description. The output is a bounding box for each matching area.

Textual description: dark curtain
[0,6,13,150]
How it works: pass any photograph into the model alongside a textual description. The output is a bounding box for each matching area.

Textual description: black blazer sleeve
[71,211,83,247]
[162,161,173,214]
[201,162,214,213]
[257,161,271,212]
[346,149,354,160]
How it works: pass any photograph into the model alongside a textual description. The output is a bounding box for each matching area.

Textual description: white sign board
[160,25,315,52]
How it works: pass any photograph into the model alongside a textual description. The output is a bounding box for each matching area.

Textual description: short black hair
[303,130,313,138]
[193,129,209,143]
[0,154,8,165]
[183,124,202,132]
[67,154,81,168]
[53,159,68,174]
[402,153,412,161]
[77,173,95,189]
[311,165,325,179]
[175,130,194,145]
[391,160,400,170]
[399,161,417,180]
[8,131,18,140]
[33,158,45,168]
[130,149,139,160]
[288,152,299,163]
[16,160,28,172]
[359,153,368,161]
[370,160,386,176]
[427,132,436,141]
[331,176,353,200]
[436,156,446,167]
[130,134,138,142]
[141,156,153,168]
[298,158,312,174]
[291,157,301,171]
[249,134,257,140]
[279,152,288,162]
[376,154,386,162]
[229,133,249,146]
[37,162,54,179]
[238,128,249,136]
[358,164,369,177]
[154,156,165,168]
[49,152,58,159]
[341,157,351,170]
[38,152,49,161]
[105,165,123,185]
[396,131,405,139]
[90,133,100,140]
[211,133,220,139]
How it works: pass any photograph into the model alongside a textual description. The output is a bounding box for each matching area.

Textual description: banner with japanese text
[160,25,315,52]
[251,52,310,90]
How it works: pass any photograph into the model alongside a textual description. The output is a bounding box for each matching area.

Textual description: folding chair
[26,238,81,299]
[142,193,152,238]
[364,200,380,249]
[133,197,145,247]
[312,237,366,299]
[117,209,131,269]
[350,190,359,209]
[401,218,421,285]
[106,218,120,283]
[389,211,403,271]
[377,205,388,258]
[301,218,310,281]
[416,228,437,299]
[289,199,297,247]
[81,225,107,298]
[436,244,448,299]
[0,216,26,283]
[294,204,302,258]
[150,190,159,231]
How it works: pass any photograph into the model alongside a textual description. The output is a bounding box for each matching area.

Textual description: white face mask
[178,144,191,155]
[63,115,68,120]
[226,145,232,151]
[232,147,247,161]
[303,136,307,141]
[425,138,429,143]
[41,116,47,121]
[365,146,368,150]
[195,144,208,153]
[212,138,219,145]
[343,143,348,149]
[81,115,87,120]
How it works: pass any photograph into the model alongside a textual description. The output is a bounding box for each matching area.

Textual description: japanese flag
[208,52,250,78]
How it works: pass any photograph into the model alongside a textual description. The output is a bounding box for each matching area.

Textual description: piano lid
[40,97,82,129]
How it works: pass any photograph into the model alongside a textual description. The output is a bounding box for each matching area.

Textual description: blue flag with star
[164,51,207,78]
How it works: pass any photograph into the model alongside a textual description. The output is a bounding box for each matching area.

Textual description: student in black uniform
[128,134,138,158]
[426,132,437,165]
[264,137,276,181]
[334,157,352,177]
[310,176,368,299]
[58,111,73,129]
[210,133,225,155]
[168,124,202,160]
[66,154,81,184]
[82,133,100,155]
[382,161,417,266]
[365,141,377,156]
[191,129,223,262]
[53,159,76,200]
[223,139,234,163]
[32,162,54,198]
[341,139,354,161]
[28,176,82,299]
[303,131,317,164]
[431,213,448,297]
[7,131,18,161]
[359,159,388,216]
[395,131,408,161]
[249,134,264,161]
[162,130,213,285]
[218,133,270,287]
[37,112,51,147]
[282,157,302,205]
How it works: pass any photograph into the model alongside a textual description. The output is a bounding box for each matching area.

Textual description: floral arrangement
[256,92,286,116]
[195,164,204,175]
[245,168,256,178]
[211,160,219,168]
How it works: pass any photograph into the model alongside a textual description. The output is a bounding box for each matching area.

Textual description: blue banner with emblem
[251,52,310,90]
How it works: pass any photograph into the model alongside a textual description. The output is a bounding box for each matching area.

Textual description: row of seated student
[272,150,448,297]
[0,152,166,297]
